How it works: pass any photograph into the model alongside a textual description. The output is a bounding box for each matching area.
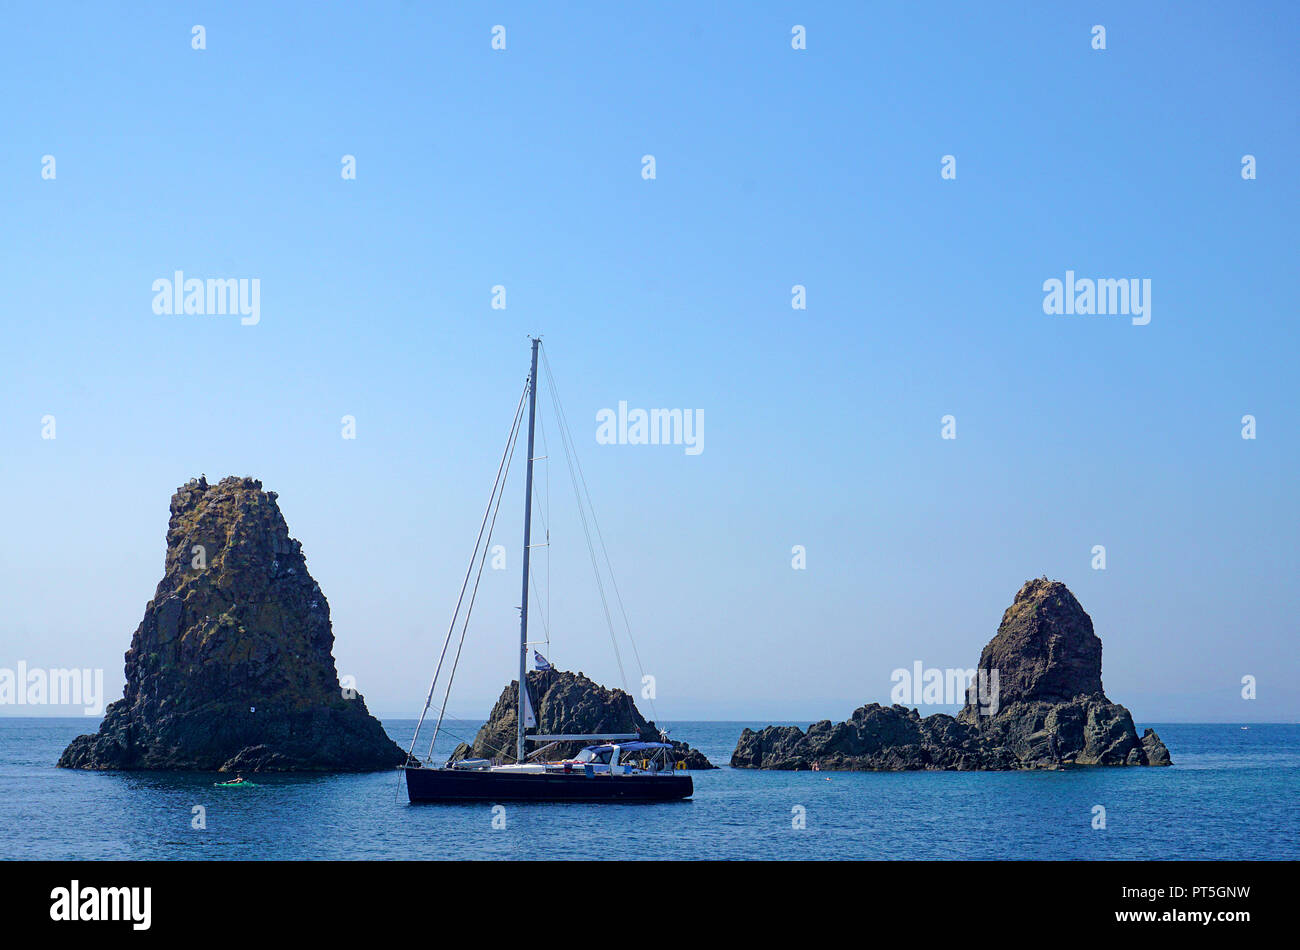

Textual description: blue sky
[1,2,1295,724]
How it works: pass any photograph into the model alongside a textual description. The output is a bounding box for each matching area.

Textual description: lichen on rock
[58,476,406,772]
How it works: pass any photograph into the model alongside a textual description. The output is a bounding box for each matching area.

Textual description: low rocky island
[450,668,715,769]
[59,476,407,772]
[731,578,1171,771]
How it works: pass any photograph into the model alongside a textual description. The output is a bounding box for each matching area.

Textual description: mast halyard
[516,337,541,762]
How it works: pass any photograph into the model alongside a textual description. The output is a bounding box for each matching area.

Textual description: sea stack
[451,668,715,769]
[955,578,1171,767]
[731,578,1171,770]
[58,476,406,772]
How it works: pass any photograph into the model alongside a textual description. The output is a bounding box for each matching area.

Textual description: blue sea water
[1,719,1295,860]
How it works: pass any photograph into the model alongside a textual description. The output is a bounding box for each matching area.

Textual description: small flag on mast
[534,651,553,671]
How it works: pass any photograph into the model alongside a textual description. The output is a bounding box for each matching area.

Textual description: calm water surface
[2,719,1295,860]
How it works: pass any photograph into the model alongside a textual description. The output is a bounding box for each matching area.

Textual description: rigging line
[531,438,550,645]
[410,380,527,760]
[540,345,658,724]
[531,390,552,652]
[541,359,616,651]
[529,559,550,642]
[427,693,526,765]
[426,391,525,760]
[427,384,525,761]
[406,383,527,769]
[432,723,517,768]
[539,349,624,696]
[405,379,529,768]
[415,705,517,764]
[538,392,551,648]
[537,347,633,709]
[535,397,551,536]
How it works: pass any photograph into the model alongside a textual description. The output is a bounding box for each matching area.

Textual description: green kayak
[213,780,258,788]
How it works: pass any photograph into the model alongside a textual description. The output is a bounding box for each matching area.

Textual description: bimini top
[579,741,673,754]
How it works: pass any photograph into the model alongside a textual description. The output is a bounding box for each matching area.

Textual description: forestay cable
[539,343,658,726]
[404,380,529,771]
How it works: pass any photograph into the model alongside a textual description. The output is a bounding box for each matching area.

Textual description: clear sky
[1,2,1295,725]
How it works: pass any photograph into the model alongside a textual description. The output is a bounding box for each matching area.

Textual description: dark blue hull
[404,767,693,802]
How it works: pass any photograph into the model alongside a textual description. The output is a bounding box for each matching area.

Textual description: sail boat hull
[404,766,693,803]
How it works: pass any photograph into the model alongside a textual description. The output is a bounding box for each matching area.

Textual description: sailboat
[403,337,694,802]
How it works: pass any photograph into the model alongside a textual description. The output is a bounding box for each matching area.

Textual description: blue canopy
[580,741,672,753]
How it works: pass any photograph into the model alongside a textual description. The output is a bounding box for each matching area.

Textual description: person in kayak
[229,773,246,785]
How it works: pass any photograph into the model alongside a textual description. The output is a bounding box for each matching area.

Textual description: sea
[2,719,1296,860]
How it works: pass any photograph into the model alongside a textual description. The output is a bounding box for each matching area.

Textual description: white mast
[516,337,541,762]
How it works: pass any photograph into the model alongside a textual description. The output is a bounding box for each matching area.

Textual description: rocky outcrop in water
[450,668,715,769]
[58,476,406,772]
[731,578,1170,771]
[960,577,1103,709]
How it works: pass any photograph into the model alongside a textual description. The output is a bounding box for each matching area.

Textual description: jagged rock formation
[731,578,1170,771]
[58,476,406,772]
[961,578,1103,709]
[451,668,715,769]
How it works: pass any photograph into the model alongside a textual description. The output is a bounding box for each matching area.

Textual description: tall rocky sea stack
[731,578,1171,771]
[59,476,406,772]
[450,668,715,769]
